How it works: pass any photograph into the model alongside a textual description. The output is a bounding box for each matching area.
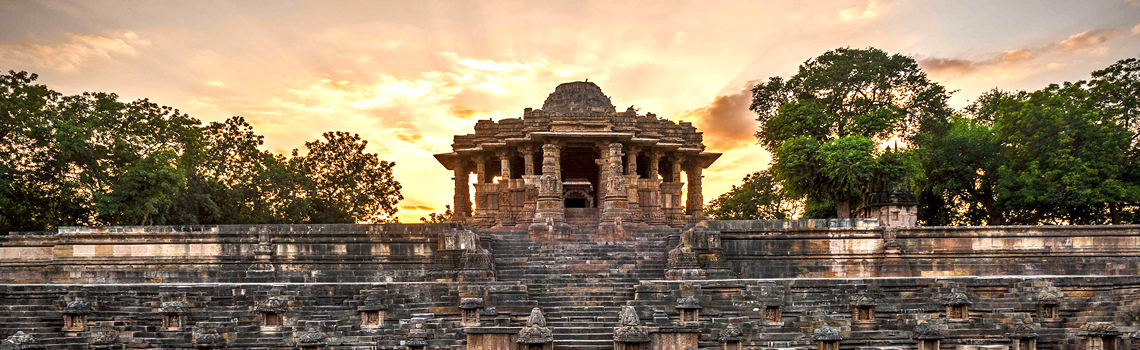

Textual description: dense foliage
[705,170,799,220]
[0,70,403,233]
[751,47,949,218]
[733,48,1140,225]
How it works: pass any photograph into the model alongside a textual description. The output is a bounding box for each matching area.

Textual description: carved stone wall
[1,222,1140,349]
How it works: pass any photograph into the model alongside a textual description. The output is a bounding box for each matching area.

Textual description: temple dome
[541,81,616,115]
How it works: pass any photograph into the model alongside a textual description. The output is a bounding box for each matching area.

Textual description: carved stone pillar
[454,164,471,220]
[648,151,661,181]
[644,150,666,224]
[624,147,641,223]
[533,143,565,226]
[594,141,608,202]
[665,154,687,226]
[601,143,630,224]
[626,147,639,177]
[472,155,497,226]
[520,145,536,177]
[671,155,684,184]
[497,150,512,182]
[474,155,487,184]
[686,163,704,220]
[496,150,515,226]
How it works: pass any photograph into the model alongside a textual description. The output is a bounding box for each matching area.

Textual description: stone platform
[1,221,1139,350]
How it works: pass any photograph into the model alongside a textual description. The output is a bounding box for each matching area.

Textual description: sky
[2,0,1139,223]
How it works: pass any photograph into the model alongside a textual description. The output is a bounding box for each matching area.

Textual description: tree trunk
[988,209,1005,226]
[1109,203,1119,225]
[836,200,851,219]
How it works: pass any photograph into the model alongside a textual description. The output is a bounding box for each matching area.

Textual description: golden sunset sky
[2,0,1139,222]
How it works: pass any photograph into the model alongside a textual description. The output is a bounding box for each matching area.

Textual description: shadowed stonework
[1,82,1140,350]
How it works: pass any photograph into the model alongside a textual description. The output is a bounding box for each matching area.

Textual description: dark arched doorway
[560,146,600,208]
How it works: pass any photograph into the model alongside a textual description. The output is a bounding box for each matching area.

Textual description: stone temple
[434,81,720,229]
[1,82,1139,350]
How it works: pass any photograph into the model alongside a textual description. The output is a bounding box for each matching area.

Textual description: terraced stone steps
[488,228,674,350]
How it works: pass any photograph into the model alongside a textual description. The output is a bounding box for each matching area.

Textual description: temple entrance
[560,146,600,209]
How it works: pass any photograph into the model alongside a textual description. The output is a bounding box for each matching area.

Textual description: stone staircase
[488,228,673,350]
[564,209,600,229]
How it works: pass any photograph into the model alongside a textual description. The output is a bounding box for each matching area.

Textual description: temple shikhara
[0,81,1138,350]
[434,81,720,228]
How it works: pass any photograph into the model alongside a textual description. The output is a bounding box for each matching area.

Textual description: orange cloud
[394,132,424,144]
[400,205,436,211]
[449,106,494,121]
[919,28,1122,79]
[1045,29,1120,52]
[676,82,760,151]
[0,31,150,72]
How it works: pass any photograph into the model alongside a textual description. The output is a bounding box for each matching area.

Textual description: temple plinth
[434,81,720,229]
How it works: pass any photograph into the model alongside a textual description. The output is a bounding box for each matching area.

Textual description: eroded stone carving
[613,306,650,343]
[193,327,225,349]
[0,332,43,350]
[517,308,553,345]
[297,330,327,349]
[718,323,744,343]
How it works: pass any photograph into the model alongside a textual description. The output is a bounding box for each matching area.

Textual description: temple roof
[434,81,721,171]
[541,81,616,115]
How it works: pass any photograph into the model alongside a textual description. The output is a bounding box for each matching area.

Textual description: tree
[420,205,454,223]
[770,135,910,218]
[993,83,1136,224]
[917,90,1011,225]
[751,47,951,218]
[0,71,62,232]
[1090,57,1140,146]
[706,170,799,220]
[1089,56,1140,222]
[294,132,403,224]
[0,69,407,233]
[93,149,185,225]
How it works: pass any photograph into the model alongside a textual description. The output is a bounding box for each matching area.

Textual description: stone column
[472,155,496,226]
[664,154,687,226]
[624,146,641,222]
[453,164,471,220]
[626,147,639,177]
[496,150,515,226]
[594,141,609,202]
[533,143,565,226]
[686,162,704,220]
[671,155,684,184]
[601,143,630,224]
[648,151,661,181]
[644,150,666,225]
[474,155,487,183]
[520,145,536,176]
[496,150,512,182]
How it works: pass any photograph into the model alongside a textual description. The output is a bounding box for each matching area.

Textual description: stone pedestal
[465,328,519,350]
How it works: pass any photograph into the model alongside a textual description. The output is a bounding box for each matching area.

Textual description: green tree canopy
[706,170,799,220]
[0,69,404,233]
[294,132,403,224]
[751,47,949,218]
[917,90,1011,225]
[993,83,1136,224]
[917,56,1140,225]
